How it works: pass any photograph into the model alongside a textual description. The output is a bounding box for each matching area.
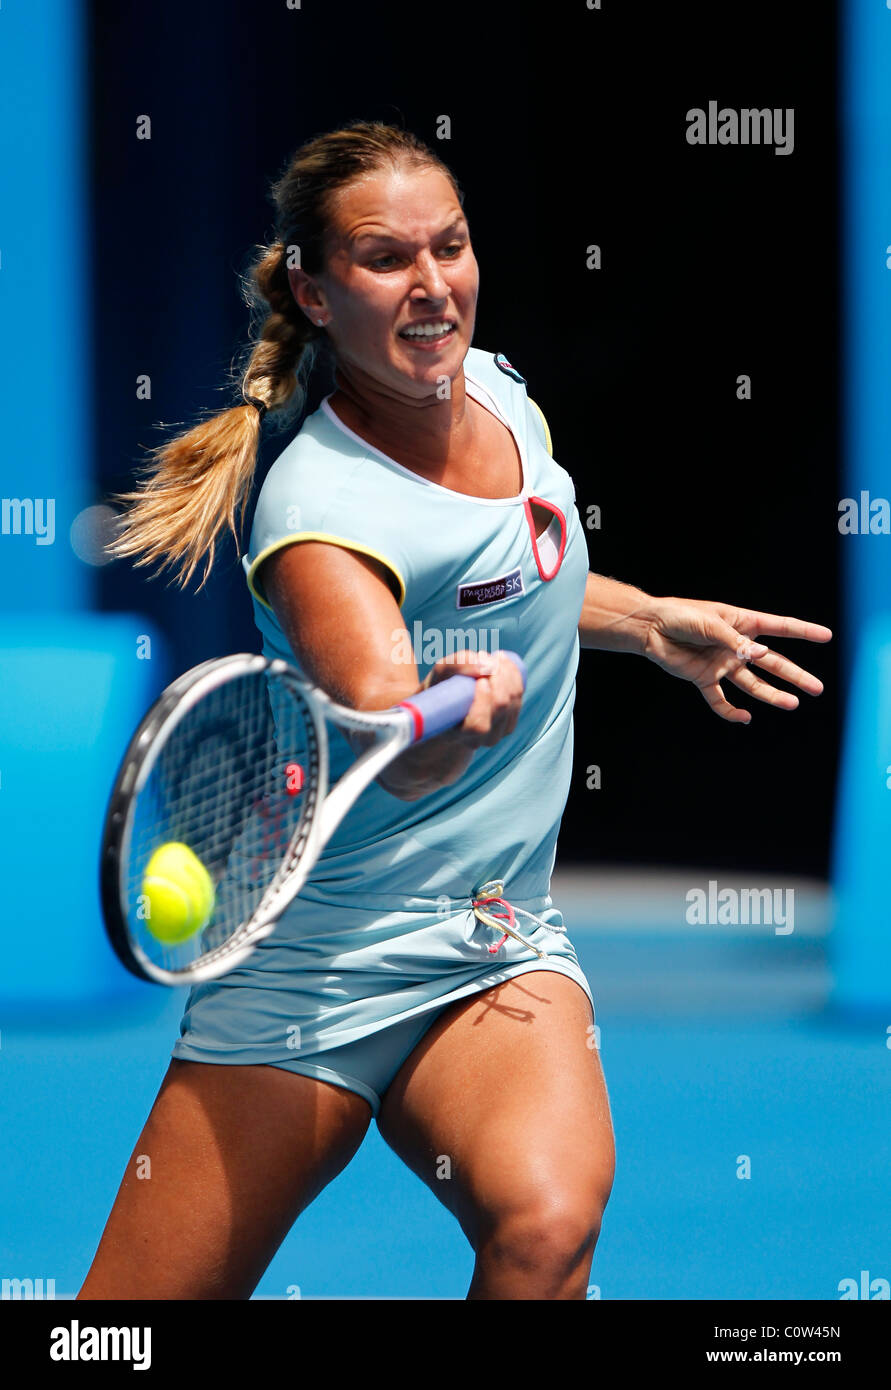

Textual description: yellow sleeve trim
[245,532,407,609]
[528,397,553,457]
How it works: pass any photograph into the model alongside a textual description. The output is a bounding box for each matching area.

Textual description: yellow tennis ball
[141,842,215,945]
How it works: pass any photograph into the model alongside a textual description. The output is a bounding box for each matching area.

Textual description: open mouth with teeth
[398,319,457,345]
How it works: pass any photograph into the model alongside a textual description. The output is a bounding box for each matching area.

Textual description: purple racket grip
[398,651,527,744]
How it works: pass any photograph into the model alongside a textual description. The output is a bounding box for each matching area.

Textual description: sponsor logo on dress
[456,565,524,609]
[493,352,526,384]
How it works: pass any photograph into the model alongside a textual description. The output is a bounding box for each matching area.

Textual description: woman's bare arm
[577,571,831,723]
[261,541,524,799]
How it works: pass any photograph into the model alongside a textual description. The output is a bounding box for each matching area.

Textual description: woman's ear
[288,265,323,323]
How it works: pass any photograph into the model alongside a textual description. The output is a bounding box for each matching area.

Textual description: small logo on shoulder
[457,565,525,609]
[494,352,526,385]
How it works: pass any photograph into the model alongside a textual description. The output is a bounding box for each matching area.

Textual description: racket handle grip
[399,651,527,744]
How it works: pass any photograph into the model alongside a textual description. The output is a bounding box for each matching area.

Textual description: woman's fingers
[726,663,800,710]
[747,647,824,696]
[676,611,767,663]
[735,609,833,645]
[460,651,523,746]
[698,681,752,724]
[429,649,496,682]
[703,607,832,667]
[649,600,831,722]
[703,613,829,706]
[427,649,523,746]
[703,646,825,719]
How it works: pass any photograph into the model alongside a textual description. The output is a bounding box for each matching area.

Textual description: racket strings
[128,671,320,972]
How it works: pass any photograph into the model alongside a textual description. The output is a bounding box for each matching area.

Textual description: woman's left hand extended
[641,597,833,724]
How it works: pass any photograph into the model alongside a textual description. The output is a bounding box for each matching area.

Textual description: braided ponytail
[108,239,318,589]
[109,119,461,588]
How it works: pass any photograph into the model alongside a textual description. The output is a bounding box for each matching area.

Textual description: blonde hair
[109,120,463,588]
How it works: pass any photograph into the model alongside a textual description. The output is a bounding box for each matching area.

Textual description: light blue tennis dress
[172,345,596,1117]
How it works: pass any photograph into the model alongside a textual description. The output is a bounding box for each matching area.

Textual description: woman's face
[293,164,479,399]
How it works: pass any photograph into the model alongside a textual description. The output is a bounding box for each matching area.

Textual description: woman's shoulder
[466,345,554,453]
[252,401,365,519]
[464,344,532,404]
[246,398,404,579]
[268,398,359,475]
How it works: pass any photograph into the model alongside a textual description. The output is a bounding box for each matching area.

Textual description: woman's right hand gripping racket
[100,650,527,985]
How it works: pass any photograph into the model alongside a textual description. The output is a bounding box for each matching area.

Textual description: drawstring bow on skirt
[470,880,568,959]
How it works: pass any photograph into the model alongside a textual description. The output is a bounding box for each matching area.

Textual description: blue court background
[1,1,889,1301]
[1,886,889,1299]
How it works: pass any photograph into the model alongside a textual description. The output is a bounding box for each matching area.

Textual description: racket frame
[100,654,416,985]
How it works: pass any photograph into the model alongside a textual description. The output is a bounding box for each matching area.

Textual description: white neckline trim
[319,369,530,505]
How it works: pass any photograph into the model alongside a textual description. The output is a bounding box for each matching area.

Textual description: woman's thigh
[78,1058,372,1300]
[376,970,615,1245]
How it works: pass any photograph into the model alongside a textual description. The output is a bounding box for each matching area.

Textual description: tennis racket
[100,650,527,985]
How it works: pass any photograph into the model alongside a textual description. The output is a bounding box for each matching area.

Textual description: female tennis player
[78,120,831,1301]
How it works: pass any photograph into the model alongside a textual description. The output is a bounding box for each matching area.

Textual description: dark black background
[89,0,839,877]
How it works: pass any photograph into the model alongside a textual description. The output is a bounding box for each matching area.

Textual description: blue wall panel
[0,1,92,611]
[0,616,168,1006]
[831,1,891,1011]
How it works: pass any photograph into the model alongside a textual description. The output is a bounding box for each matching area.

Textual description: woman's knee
[473,1181,610,1292]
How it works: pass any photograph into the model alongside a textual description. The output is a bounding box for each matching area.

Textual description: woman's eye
[369,243,464,270]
